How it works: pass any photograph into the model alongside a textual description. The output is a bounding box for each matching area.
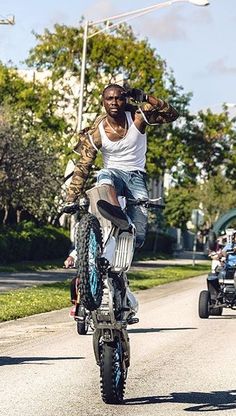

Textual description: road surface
[1,274,236,416]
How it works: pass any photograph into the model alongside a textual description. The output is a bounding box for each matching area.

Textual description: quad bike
[199,248,236,319]
[64,184,163,404]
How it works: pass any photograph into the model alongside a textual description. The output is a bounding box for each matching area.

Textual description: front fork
[91,273,130,368]
[92,327,130,369]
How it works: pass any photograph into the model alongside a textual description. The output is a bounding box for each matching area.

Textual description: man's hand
[126,88,148,103]
[61,202,80,214]
[61,196,89,214]
[64,255,75,268]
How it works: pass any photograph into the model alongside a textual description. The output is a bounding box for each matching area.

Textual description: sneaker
[97,200,129,229]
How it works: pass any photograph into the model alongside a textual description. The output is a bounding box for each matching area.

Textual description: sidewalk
[132,251,207,268]
[0,251,209,293]
[0,268,76,293]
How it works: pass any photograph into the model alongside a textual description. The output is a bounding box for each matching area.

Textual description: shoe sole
[97,206,129,229]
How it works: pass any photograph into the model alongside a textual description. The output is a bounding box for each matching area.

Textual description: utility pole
[0,15,15,25]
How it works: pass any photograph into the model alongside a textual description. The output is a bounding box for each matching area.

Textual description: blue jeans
[96,168,148,248]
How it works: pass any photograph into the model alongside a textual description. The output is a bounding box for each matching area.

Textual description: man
[221,230,236,267]
[65,84,179,247]
[64,84,178,322]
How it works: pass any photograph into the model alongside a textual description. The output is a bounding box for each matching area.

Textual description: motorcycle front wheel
[100,337,127,404]
[76,213,103,311]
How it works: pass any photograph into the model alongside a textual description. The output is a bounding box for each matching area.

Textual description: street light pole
[0,15,15,25]
[77,0,209,131]
[77,20,88,132]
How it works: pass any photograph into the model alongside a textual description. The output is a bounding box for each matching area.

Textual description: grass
[0,263,210,322]
[128,264,209,291]
[0,280,71,322]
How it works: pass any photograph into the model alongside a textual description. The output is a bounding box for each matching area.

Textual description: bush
[0,221,71,263]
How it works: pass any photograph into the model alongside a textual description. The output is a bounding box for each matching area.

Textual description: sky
[0,0,236,113]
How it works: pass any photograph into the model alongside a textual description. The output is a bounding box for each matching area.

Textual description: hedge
[0,222,175,264]
[142,230,176,255]
[0,221,71,263]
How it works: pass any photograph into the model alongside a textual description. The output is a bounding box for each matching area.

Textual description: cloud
[189,7,211,25]
[84,0,115,21]
[207,58,236,75]
[83,1,211,42]
[135,9,188,42]
[139,7,211,42]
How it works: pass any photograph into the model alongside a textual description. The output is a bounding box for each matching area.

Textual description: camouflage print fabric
[65,115,105,203]
[65,132,97,203]
[66,101,177,203]
[138,102,178,124]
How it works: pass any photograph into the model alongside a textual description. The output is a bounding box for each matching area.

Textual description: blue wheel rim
[88,229,100,297]
[114,340,122,388]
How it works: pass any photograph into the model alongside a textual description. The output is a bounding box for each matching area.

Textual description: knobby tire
[199,290,210,319]
[76,213,103,311]
[100,337,126,404]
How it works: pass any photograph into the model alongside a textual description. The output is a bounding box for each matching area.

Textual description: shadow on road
[128,327,197,334]
[0,355,85,366]
[124,389,236,411]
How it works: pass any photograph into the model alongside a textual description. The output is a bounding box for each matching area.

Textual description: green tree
[161,107,236,187]
[193,108,236,181]
[0,108,62,224]
[164,171,236,232]
[26,23,192,178]
[0,63,72,224]
[28,23,236,190]
[194,171,236,229]
[0,62,71,168]
[3,22,235,229]
[26,24,168,114]
[164,186,198,230]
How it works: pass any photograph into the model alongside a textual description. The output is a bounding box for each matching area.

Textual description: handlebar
[61,197,165,215]
[61,203,81,215]
[60,199,89,215]
[126,198,165,209]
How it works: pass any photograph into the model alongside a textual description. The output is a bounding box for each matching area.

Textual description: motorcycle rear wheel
[100,337,126,404]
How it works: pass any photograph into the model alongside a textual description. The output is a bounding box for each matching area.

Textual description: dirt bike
[64,184,163,404]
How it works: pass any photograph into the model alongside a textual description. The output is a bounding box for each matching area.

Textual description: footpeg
[75,316,85,321]
[127,317,139,325]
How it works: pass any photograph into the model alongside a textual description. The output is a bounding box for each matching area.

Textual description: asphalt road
[1,274,236,416]
[0,268,76,292]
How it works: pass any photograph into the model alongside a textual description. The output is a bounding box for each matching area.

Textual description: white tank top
[98,111,147,172]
